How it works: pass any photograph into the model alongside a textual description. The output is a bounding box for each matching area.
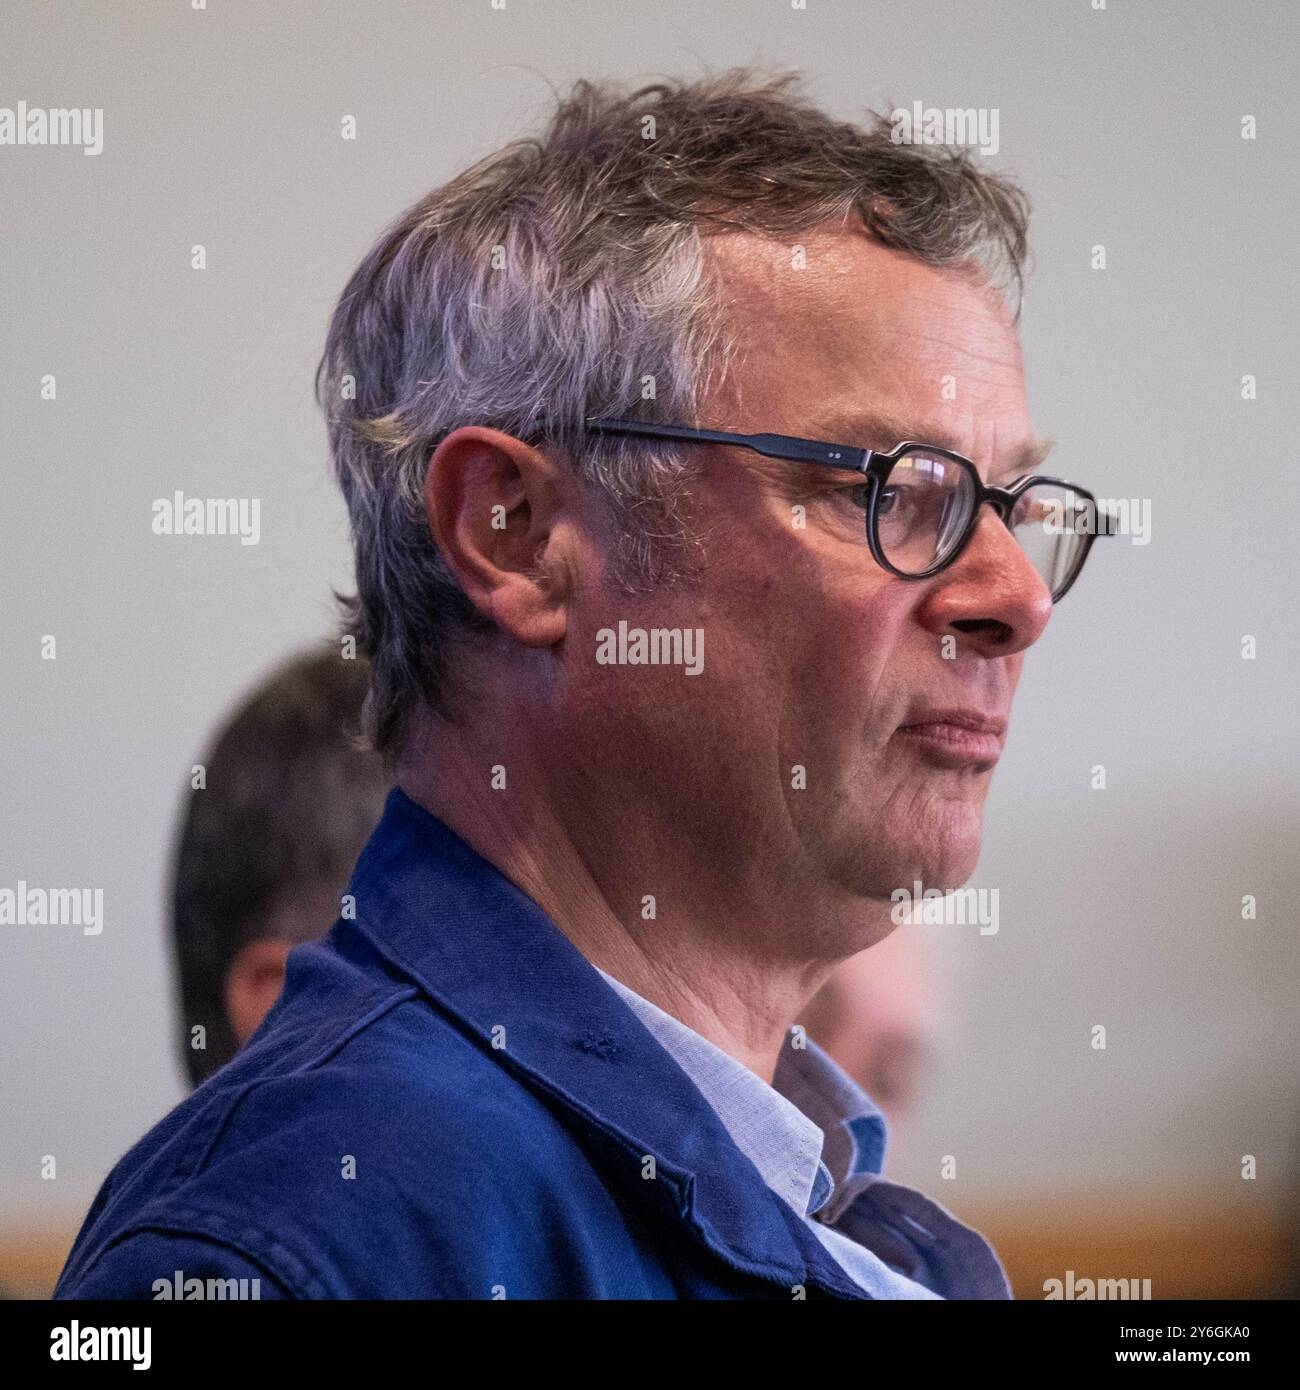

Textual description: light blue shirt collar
[594,966,888,1219]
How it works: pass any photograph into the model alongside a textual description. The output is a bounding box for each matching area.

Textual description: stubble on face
[690,229,1035,898]
[550,223,1043,960]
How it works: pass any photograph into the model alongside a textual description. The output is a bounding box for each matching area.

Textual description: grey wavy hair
[316,68,1030,760]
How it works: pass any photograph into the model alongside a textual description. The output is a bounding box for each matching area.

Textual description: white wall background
[2,0,1297,1236]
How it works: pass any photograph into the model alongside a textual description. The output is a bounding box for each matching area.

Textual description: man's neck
[398,736,839,1086]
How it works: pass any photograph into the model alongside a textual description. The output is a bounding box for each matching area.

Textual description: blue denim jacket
[56,788,1006,1300]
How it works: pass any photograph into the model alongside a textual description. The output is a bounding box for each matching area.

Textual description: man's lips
[894,708,1008,766]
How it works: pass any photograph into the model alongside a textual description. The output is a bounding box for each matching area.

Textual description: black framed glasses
[587,417,1110,603]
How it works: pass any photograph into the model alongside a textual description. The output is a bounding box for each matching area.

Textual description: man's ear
[224,937,293,1047]
[423,426,571,647]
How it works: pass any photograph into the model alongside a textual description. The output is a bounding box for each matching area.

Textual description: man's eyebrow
[811,410,1055,478]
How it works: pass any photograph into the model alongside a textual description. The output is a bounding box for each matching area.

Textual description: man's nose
[913,506,1053,658]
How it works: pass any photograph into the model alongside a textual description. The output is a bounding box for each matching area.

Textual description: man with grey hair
[58,70,1105,1300]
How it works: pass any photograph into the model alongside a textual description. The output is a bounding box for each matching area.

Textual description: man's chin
[814,792,986,901]
[874,829,985,900]
[831,844,982,907]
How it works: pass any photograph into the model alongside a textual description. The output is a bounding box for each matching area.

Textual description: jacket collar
[594,963,890,1220]
[345,787,870,1298]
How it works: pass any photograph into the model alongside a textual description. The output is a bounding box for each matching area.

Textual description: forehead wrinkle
[888,323,1024,375]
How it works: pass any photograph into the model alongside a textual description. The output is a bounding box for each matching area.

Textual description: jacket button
[576,1029,620,1060]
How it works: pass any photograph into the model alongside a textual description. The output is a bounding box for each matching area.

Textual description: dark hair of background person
[169,647,391,1086]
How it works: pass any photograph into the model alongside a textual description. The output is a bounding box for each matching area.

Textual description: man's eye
[843,483,872,514]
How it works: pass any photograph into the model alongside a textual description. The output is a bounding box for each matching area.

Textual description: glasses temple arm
[588,418,868,472]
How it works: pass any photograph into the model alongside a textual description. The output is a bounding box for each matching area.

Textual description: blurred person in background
[170,646,390,1087]
[803,924,941,1130]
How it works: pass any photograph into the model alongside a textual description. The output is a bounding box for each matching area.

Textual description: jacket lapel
[345,788,871,1299]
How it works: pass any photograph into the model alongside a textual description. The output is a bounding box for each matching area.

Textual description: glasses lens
[875,449,977,575]
[1009,482,1093,599]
